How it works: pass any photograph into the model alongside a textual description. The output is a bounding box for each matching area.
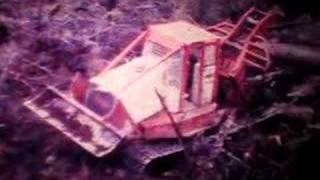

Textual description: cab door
[191,43,218,105]
[201,43,218,104]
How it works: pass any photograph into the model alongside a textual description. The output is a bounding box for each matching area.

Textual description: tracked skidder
[24,7,278,169]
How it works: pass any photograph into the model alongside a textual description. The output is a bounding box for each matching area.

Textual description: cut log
[268,43,320,66]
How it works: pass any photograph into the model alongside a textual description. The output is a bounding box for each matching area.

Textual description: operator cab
[84,21,220,122]
[145,21,220,111]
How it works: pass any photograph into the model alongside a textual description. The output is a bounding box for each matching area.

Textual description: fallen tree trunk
[268,43,320,66]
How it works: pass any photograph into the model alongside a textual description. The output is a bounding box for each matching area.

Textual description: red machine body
[24,7,278,158]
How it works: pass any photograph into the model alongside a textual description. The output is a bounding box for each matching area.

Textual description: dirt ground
[0,0,320,179]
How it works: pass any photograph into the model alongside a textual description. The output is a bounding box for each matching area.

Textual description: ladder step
[249,42,267,52]
[207,21,234,35]
[225,41,269,62]
[217,22,235,29]
[246,17,259,25]
[207,26,229,35]
[246,51,268,62]
[252,35,266,42]
[256,9,268,16]
[244,59,265,70]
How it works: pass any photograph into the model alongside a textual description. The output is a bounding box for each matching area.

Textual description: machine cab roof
[148,21,218,49]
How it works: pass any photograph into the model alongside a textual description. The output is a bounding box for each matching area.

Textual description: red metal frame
[229,9,277,80]
[101,31,148,74]
[207,7,278,85]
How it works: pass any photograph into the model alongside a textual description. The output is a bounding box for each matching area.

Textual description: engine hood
[90,55,170,124]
